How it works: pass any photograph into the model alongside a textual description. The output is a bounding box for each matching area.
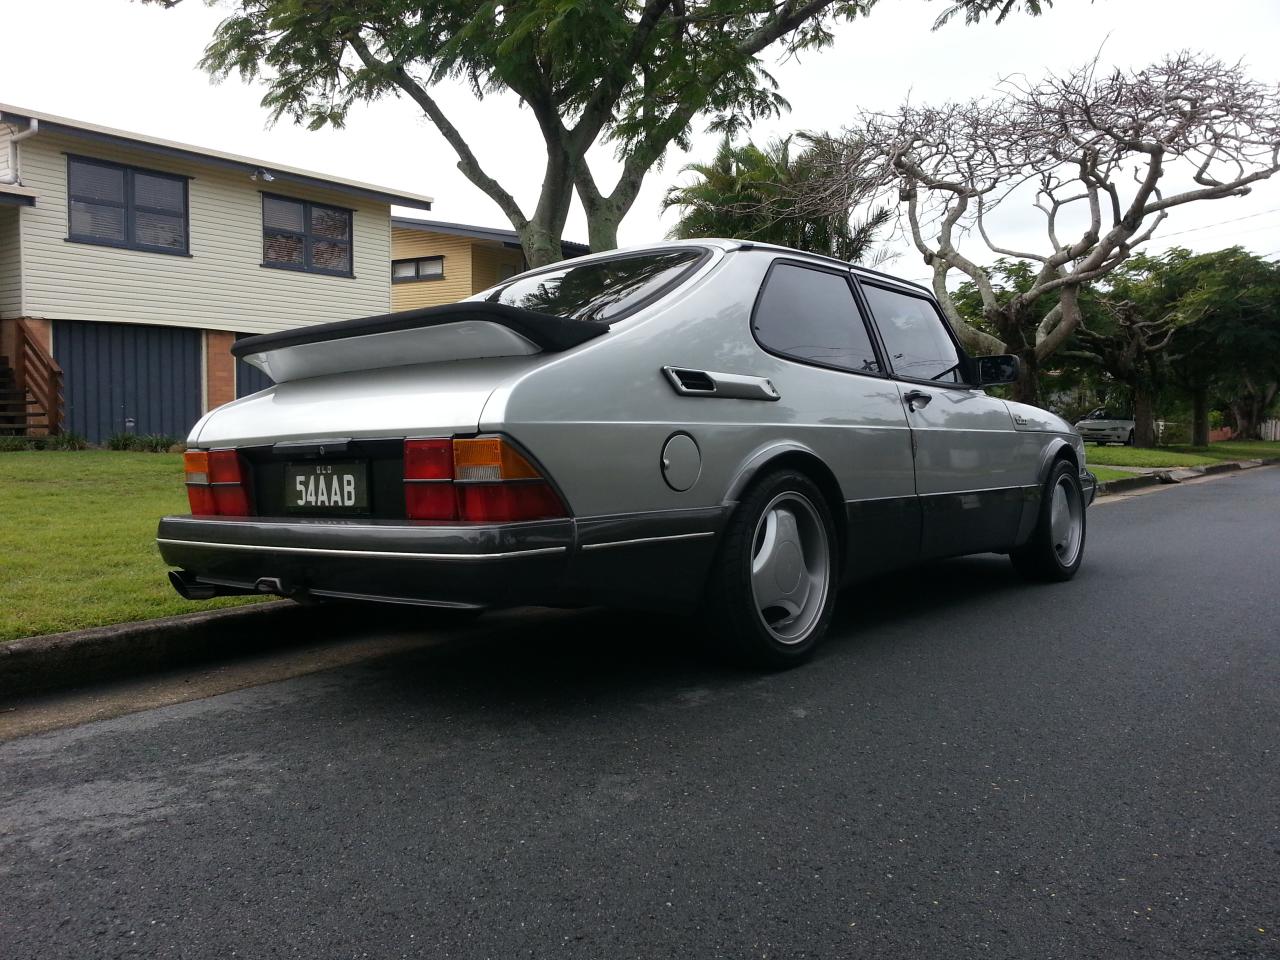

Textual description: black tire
[702,469,839,669]
[1010,459,1087,583]
[1126,429,1136,446]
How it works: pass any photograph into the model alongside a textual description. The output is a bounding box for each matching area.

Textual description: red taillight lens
[456,482,566,523]
[185,449,252,517]
[402,437,567,523]
[404,439,457,520]
[186,484,218,516]
[404,439,454,480]
[207,450,245,483]
[405,483,458,521]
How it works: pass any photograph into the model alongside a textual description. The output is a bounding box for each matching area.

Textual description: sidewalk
[1095,457,1270,496]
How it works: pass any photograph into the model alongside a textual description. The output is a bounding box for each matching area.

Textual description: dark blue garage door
[235,334,274,398]
[54,320,203,443]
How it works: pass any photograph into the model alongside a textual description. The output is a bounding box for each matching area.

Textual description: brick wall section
[205,330,236,411]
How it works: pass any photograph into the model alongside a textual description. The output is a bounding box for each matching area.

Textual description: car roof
[542,238,932,296]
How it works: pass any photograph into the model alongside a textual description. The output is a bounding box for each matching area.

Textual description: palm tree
[663,135,890,264]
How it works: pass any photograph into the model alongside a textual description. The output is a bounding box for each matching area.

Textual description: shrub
[0,435,36,452]
[107,432,140,451]
[137,433,178,453]
[47,432,89,451]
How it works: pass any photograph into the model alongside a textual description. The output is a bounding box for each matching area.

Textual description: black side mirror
[975,354,1020,387]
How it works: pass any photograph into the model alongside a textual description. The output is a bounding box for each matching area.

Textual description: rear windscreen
[487,249,705,323]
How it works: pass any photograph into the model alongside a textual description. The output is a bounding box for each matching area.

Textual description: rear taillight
[403,438,458,521]
[185,449,252,517]
[403,436,567,523]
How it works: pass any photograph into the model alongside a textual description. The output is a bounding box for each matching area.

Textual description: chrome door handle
[903,390,932,412]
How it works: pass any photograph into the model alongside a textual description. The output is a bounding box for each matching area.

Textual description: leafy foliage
[663,135,890,262]
[147,0,1056,263]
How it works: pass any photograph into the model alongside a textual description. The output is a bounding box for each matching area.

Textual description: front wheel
[1010,459,1086,582]
[702,470,838,669]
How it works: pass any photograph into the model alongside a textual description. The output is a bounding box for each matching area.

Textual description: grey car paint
[166,238,1089,612]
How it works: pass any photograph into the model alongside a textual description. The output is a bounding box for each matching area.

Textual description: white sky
[2,0,1278,283]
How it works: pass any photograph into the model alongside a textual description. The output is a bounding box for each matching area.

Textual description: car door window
[752,262,882,375]
[861,283,964,384]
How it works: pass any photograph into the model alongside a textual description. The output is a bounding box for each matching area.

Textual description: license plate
[285,461,369,514]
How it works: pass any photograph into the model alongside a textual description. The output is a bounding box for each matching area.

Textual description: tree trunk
[518,223,566,268]
[1191,385,1210,447]
[1133,388,1156,447]
[1232,397,1260,441]
[1012,348,1040,406]
[584,214,621,255]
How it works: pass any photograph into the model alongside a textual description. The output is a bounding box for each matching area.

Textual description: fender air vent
[668,368,716,392]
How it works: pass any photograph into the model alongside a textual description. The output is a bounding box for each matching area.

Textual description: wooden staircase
[0,320,63,437]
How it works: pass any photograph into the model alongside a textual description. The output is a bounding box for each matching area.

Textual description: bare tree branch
[788,52,1280,401]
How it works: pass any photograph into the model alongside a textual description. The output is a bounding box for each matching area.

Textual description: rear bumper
[157,510,724,611]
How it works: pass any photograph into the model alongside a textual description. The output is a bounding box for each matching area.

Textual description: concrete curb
[1096,458,1269,497]
[0,600,401,701]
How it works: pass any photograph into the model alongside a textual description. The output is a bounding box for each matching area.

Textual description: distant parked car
[1075,408,1135,445]
[158,239,1095,667]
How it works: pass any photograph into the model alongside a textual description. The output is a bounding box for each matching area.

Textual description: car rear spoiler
[230,303,608,385]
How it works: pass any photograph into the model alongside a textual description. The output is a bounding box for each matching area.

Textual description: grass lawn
[0,451,257,642]
[1087,440,1280,468]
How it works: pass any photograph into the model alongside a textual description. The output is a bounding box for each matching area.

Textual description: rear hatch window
[486,248,707,324]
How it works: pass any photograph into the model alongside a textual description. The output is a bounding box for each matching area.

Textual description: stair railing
[12,320,63,435]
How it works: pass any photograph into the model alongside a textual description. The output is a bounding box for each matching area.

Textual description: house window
[67,156,189,255]
[391,256,445,283]
[262,195,353,276]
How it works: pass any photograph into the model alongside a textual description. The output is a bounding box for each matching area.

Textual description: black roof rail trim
[850,264,932,294]
[725,242,931,294]
[231,303,607,359]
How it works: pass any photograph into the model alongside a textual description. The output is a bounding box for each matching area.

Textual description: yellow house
[391,216,589,312]
[0,104,433,441]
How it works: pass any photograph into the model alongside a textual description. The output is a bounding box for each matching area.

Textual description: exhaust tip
[168,570,218,601]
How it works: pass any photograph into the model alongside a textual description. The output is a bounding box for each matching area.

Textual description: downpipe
[1,117,38,185]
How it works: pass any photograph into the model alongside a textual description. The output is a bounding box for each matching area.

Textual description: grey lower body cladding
[156,509,724,612]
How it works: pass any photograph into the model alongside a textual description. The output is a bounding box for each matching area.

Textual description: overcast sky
[2,0,1278,282]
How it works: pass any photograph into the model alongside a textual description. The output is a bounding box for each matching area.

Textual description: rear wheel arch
[725,447,847,568]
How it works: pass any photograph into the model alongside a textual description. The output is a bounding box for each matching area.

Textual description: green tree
[1166,248,1280,442]
[662,135,890,262]
[1059,253,1198,447]
[147,0,1052,266]
[951,259,1103,409]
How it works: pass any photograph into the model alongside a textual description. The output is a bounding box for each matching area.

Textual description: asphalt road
[2,468,1278,960]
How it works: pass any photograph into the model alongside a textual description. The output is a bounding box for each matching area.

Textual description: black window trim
[485,244,713,325]
[855,277,980,389]
[65,154,191,257]
[391,255,446,284]
[260,192,355,278]
[749,257,888,380]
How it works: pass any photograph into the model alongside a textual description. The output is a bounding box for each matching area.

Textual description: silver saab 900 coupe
[159,240,1095,667]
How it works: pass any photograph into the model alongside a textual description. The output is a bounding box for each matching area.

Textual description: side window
[861,284,963,384]
[752,262,882,375]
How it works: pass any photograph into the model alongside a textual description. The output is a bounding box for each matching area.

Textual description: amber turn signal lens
[183,450,210,485]
[453,437,541,481]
